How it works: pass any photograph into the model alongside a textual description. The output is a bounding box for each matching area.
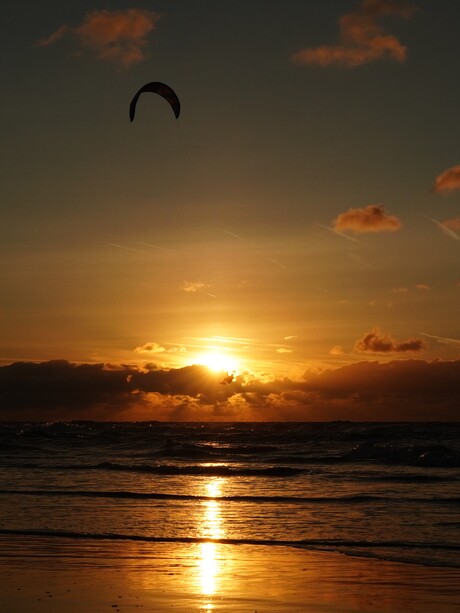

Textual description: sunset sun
[197,351,239,374]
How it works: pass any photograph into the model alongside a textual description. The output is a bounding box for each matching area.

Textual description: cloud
[135,343,187,355]
[38,9,160,67]
[415,283,430,291]
[1,358,460,421]
[355,327,426,353]
[38,25,69,46]
[181,281,207,293]
[292,0,415,68]
[276,348,293,354]
[432,165,460,193]
[329,345,344,355]
[392,287,408,293]
[135,342,166,354]
[334,205,402,233]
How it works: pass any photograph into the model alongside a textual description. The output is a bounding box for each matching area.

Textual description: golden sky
[1,1,459,420]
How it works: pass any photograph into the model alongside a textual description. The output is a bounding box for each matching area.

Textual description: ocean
[1,421,459,573]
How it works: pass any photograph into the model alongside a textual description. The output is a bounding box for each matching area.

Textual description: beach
[2,535,460,613]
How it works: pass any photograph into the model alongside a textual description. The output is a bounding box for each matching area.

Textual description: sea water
[0,421,459,569]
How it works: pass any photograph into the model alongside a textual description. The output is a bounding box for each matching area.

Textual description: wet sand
[1,535,459,612]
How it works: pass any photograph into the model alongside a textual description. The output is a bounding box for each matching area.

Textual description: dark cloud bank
[0,359,459,422]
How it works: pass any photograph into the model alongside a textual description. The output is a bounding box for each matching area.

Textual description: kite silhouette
[129,82,181,122]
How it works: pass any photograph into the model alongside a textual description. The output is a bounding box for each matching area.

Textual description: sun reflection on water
[198,478,225,610]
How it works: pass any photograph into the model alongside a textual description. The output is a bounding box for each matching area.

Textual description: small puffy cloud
[135,342,165,354]
[433,165,460,194]
[334,205,402,233]
[329,345,344,355]
[392,287,408,293]
[415,283,430,291]
[181,281,207,293]
[355,327,426,353]
[292,0,415,68]
[442,217,460,230]
[167,345,187,353]
[136,342,186,355]
[38,9,160,67]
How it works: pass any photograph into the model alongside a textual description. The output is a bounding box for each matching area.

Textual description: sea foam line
[1,528,459,552]
[1,489,459,505]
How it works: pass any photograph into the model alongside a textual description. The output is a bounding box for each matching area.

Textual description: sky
[1,0,459,421]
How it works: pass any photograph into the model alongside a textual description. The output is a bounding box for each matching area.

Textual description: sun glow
[197,351,239,374]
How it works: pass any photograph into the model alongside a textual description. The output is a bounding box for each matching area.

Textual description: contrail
[108,243,152,255]
[136,241,179,253]
[223,229,290,270]
[263,256,290,271]
[316,223,359,242]
[423,215,460,241]
[222,230,246,241]
[419,332,460,345]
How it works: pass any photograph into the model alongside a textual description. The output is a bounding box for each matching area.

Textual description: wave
[7,450,460,470]
[9,461,304,477]
[1,528,459,567]
[344,442,460,468]
[1,489,459,506]
[351,473,458,483]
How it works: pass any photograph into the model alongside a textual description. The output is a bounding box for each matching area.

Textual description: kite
[129,82,180,121]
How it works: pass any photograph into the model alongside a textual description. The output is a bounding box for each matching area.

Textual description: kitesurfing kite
[129,82,180,122]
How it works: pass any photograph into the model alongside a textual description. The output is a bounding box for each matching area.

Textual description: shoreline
[1,536,459,612]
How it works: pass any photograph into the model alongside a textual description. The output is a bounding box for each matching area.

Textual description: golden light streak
[199,478,225,608]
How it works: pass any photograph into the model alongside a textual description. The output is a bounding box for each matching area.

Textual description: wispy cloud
[334,205,402,233]
[135,342,187,355]
[432,165,460,194]
[38,9,160,67]
[355,327,426,353]
[181,281,207,293]
[415,283,430,291]
[292,0,415,68]
[329,345,344,355]
[135,342,166,354]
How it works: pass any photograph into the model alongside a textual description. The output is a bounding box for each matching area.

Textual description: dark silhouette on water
[129,82,181,121]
